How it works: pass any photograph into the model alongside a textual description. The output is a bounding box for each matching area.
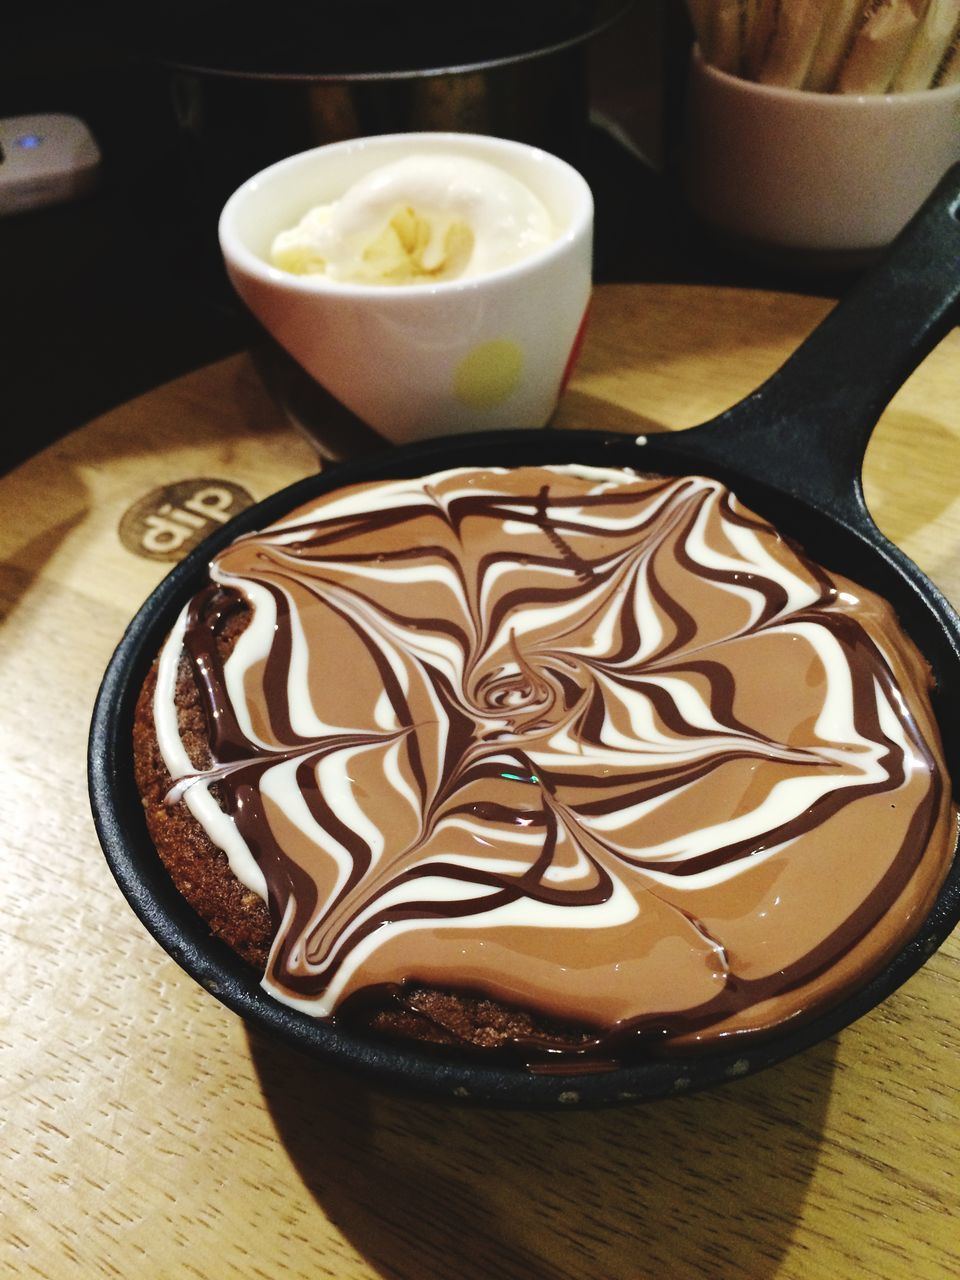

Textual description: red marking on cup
[559,303,591,394]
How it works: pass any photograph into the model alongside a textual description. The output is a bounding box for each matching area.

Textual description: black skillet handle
[664,163,960,525]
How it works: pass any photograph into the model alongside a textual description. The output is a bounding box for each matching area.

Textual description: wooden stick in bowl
[835,0,929,94]
[931,10,960,82]
[892,0,960,90]
[804,0,871,90]
[755,0,831,87]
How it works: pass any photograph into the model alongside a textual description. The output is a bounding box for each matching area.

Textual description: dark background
[0,1,853,475]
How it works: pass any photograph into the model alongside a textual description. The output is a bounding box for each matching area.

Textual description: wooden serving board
[3,285,958,1280]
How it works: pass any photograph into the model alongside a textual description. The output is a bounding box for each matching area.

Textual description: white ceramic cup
[218,132,593,444]
[682,47,960,263]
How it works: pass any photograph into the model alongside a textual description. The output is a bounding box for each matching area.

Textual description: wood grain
[2,286,957,1280]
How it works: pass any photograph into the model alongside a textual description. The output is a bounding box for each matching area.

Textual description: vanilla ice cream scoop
[270,153,556,285]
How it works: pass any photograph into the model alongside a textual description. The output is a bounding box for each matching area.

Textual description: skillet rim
[87,426,960,1107]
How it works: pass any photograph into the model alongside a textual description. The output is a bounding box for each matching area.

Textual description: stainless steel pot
[154,0,633,206]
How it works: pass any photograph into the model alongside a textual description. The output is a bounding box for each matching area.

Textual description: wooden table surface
[3,284,958,1280]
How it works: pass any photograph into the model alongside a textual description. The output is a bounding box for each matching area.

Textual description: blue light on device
[1,114,101,213]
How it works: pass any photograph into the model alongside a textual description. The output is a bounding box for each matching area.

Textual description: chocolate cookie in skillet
[131,464,956,1065]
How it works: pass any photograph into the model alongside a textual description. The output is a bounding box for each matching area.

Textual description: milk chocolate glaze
[150,466,957,1061]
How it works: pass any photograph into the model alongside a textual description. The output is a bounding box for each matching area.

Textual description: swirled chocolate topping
[150,465,957,1058]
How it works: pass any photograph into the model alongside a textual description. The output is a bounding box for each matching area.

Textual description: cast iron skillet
[89,166,960,1108]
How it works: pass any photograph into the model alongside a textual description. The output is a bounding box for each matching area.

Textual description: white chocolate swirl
[152,466,956,1056]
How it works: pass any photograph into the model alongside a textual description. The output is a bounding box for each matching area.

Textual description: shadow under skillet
[247,1024,836,1280]
[861,406,960,552]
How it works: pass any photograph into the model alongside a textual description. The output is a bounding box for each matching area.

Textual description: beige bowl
[682,48,960,266]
